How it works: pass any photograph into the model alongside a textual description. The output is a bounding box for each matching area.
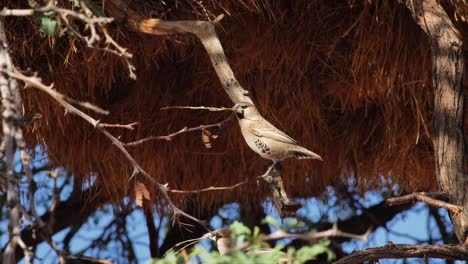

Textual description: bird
[168,228,234,256]
[206,228,233,255]
[207,228,288,260]
[234,102,322,177]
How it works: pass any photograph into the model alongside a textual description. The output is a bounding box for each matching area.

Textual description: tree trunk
[402,0,467,243]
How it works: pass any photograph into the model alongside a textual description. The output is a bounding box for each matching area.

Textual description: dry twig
[124,114,234,146]
[263,223,372,242]
[168,178,247,194]
[161,106,235,112]
[0,1,135,78]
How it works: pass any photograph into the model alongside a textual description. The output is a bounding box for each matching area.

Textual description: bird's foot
[256,161,278,183]
[256,172,270,181]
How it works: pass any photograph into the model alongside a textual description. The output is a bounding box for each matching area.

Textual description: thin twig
[124,114,234,146]
[168,178,247,194]
[161,105,235,112]
[386,192,463,214]
[98,122,138,130]
[263,223,372,242]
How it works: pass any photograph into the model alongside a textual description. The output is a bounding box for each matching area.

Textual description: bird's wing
[252,122,297,144]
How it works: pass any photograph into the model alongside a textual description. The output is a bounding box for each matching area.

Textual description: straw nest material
[4,0,468,212]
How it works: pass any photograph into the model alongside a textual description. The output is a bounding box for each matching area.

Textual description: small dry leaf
[202,130,212,148]
[135,181,151,207]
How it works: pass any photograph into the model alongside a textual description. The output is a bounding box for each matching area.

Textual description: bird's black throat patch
[236,111,244,119]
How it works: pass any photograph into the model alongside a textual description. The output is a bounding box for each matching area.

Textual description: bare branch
[333,244,468,264]
[263,223,372,242]
[5,71,107,124]
[386,192,463,214]
[124,114,234,146]
[168,179,247,194]
[97,122,138,130]
[161,106,235,112]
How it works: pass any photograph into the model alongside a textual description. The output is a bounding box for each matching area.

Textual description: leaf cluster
[152,219,335,264]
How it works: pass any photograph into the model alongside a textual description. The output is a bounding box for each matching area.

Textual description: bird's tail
[289,146,323,161]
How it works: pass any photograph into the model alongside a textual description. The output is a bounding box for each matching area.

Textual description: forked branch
[124,114,234,146]
[386,192,463,214]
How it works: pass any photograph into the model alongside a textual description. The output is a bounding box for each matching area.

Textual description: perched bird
[207,228,288,261]
[206,228,233,255]
[234,102,322,177]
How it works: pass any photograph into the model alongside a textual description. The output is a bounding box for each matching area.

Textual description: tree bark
[333,244,468,264]
[0,17,23,264]
[402,0,467,243]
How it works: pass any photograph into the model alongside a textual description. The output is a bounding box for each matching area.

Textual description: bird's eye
[241,105,248,109]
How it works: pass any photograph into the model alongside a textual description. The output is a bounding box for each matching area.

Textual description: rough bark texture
[333,244,468,264]
[402,0,467,243]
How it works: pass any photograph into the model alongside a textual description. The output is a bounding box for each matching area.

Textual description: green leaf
[295,240,335,263]
[230,221,252,248]
[230,221,251,237]
[40,16,57,36]
[261,215,281,229]
[69,0,80,7]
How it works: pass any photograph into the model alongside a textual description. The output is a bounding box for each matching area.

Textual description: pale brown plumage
[234,102,322,177]
[206,229,233,255]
